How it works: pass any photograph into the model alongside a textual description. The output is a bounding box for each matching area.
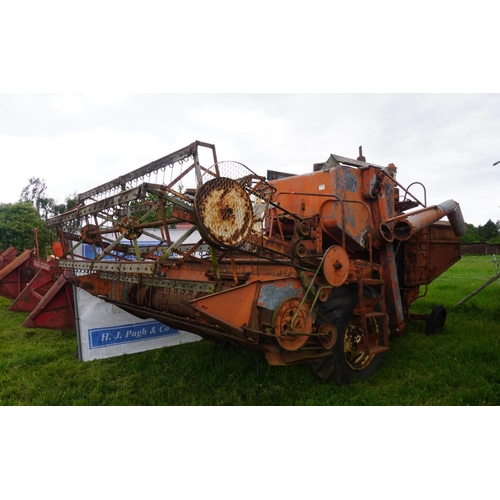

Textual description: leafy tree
[460,223,479,243]
[19,177,77,220]
[19,176,54,219]
[0,202,50,254]
[477,219,498,242]
[460,219,500,243]
[37,196,57,220]
[20,177,47,204]
[487,220,500,244]
[52,193,78,217]
[0,178,78,257]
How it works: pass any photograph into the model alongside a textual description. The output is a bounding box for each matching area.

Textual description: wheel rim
[273,298,312,351]
[343,317,379,371]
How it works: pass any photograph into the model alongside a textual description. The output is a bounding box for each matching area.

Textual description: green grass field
[1,254,499,405]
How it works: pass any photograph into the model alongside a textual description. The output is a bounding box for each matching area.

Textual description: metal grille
[195,161,274,250]
[195,177,253,248]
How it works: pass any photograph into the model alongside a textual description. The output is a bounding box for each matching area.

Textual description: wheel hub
[343,318,378,371]
[273,298,312,351]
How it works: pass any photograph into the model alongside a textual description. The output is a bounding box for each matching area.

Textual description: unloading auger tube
[380,199,466,242]
[44,141,464,384]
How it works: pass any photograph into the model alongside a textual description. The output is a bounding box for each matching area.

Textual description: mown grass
[1,255,499,405]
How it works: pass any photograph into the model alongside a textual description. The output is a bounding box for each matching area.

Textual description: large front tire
[309,285,386,384]
[310,313,386,384]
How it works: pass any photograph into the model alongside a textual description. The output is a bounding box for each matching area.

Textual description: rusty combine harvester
[46,141,465,383]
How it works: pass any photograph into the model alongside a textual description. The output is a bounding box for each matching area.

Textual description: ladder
[352,262,389,355]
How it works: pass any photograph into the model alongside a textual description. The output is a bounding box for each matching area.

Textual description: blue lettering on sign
[88,321,179,349]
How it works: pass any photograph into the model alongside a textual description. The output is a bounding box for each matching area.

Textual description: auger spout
[380,199,466,242]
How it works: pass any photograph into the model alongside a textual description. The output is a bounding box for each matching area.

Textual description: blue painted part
[257,279,303,310]
[82,243,174,260]
[88,320,179,349]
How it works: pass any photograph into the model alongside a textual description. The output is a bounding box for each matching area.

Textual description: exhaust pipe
[381,200,466,242]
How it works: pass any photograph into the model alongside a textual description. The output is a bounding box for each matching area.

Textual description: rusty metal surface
[403,222,461,289]
[0,246,19,269]
[272,298,312,351]
[342,317,379,370]
[323,245,350,287]
[77,141,216,202]
[8,264,58,312]
[22,274,75,331]
[318,322,337,349]
[0,249,36,300]
[380,199,465,242]
[195,177,253,248]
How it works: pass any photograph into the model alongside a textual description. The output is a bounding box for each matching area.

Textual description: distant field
[1,254,499,405]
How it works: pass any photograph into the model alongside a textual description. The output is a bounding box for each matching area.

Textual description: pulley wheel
[293,242,308,259]
[194,177,253,248]
[81,224,101,244]
[323,245,350,287]
[318,322,338,349]
[299,220,311,237]
[272,297,312,351]
[119,216,143,241]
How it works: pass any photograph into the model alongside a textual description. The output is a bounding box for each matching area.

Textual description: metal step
[361,278,385,286]
[353,310,387,318]
[364,311,387,319]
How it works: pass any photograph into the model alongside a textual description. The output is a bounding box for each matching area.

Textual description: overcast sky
[0,93,498,226]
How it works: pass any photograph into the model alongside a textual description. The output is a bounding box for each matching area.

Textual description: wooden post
[455,272,500,307]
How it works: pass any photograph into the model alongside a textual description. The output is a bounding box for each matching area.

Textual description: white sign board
[75,287,201,361]
[74,226,202,361]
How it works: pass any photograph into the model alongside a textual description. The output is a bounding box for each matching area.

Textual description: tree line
[0,177,166,255]
[461,220,500,244]
[0,177,76,255]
